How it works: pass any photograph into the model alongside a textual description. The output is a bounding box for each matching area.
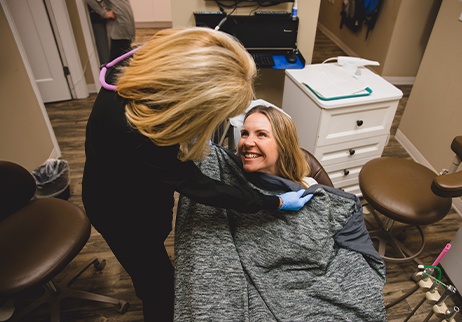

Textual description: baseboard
[49,146,61,160]
[135,21,172,29]
[381,76,415,86]
[317,23,357,57]
[395,129,462,217]
[317,23,415,86]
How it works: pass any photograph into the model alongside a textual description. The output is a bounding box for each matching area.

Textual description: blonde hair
[244,105,311,187]
[116,27,257,161]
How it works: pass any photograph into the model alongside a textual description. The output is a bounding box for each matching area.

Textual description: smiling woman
[174,138,387,322]
[238,110,280,175]
[238,105,314,187]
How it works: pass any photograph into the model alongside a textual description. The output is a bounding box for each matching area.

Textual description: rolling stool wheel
[359,157,452,263]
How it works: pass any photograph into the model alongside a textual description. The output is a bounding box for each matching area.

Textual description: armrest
[432,171,462,198]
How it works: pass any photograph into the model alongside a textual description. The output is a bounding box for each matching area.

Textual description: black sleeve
[135,141,280,213]
[170,160,280,213]
[90,83,281,213]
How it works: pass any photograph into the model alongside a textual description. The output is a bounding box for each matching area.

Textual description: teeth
[245,153,259,158]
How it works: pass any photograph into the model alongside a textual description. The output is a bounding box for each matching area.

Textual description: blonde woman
[82,27,311,321]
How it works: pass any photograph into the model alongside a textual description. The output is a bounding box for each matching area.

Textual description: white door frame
[75,0,101,93]
[1,0,61,158]
[46,0,89,98]
[2,0,91,100]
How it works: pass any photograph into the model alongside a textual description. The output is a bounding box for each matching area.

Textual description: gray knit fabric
[174,145,387,322]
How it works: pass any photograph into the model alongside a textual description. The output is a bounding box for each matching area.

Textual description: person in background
[85,0,135,62]
[82,27,312,321]
[86,0,114,64]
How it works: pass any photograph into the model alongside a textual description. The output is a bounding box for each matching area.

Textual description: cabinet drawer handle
[356,120,363,126]
[349,149,355,155]
[343,169,350,176]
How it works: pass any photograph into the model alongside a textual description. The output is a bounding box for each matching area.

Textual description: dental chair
[301,148,333,187]
[358,136,462,263]
[0,160,129,321]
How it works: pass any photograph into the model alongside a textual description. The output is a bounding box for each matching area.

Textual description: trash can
[31,159,70,200]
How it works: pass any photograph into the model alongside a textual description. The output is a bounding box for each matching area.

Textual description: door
[6,0,71,103]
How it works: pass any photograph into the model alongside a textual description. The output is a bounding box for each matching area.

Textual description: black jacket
[82,77,279,233]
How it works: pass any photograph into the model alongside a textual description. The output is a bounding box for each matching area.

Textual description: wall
[130,0,172,28]
[0,5,60,171]
[407,0,462,294]
[317,0,441,84]
[397,0,462,178]
[170,0,321,106]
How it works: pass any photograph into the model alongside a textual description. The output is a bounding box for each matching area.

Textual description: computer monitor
[203,0,294,3]
[194,12,298,51]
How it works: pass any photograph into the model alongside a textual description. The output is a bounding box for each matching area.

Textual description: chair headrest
[229,99,291,148]
[431,136,462,198]
[451,136,462,161]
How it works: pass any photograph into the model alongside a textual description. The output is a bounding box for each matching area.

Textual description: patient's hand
[278,190,313,211]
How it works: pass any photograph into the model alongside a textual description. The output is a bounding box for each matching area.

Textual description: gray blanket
[174,145,387,322]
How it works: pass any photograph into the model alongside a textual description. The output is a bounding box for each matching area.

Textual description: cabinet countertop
[285,64,403,109]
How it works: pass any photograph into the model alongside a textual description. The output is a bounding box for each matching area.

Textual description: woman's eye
[240,130,249,137]
[258,132,267,138]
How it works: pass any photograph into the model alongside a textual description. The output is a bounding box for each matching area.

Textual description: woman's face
[238,112,279,175]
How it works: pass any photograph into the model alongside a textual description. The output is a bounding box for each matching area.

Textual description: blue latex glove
[278,189,314,211]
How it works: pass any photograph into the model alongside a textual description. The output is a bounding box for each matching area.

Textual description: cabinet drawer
[324,159,362,186]
[334,182,362,197]
[313,136,387,167]
[323,156,378,193]
[317,101,398,146]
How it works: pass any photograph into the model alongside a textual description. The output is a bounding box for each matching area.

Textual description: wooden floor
[19,28,462,321]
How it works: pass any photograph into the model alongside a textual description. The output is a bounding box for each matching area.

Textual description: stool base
[363,203,426,264]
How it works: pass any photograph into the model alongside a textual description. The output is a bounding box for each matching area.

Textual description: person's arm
[167,159,281,213]
[91,85,307,212]
[177,160,313,212]
[147,145,309,212]
[85,0,113,19]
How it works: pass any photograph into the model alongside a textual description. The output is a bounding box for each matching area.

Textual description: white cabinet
[282,64,403,196]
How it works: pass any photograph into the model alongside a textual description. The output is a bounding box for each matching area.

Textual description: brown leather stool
[0,160,129,321]
[358,136,462,263]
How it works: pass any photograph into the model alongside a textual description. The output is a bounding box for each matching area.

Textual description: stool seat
[0,198,90,297]
[0,160,129,321]
[359,137,462,263]
[360,157,452,225]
